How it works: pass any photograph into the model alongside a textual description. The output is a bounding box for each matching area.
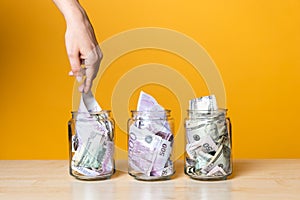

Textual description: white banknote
[71,92,114,177]
[129,91,174,177]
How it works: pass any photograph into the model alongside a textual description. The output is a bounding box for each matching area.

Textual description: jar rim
[71,110,111,114]
[130,109,171,113]
[187,108,228,112]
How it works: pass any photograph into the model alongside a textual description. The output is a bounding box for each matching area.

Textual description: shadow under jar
[184,109,232,180]
[68,111,115,180]
[127,110,175,181]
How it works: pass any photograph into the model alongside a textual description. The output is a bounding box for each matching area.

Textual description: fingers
[77,77,91,93]
[83,77,93,93]
[85,45,103,67]
[78,82,85,93]
[65,29,81,76]
[67,50,81,75]
[66,43,102,93]
[81,45,102,93]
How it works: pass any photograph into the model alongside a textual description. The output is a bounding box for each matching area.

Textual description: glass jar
[184,109,232,180]
[127,110,175,181]
[68,111,115,180]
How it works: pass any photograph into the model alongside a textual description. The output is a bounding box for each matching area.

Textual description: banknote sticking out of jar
[185,95,232,180]
[127,91,175,181]
[68,92,115,180]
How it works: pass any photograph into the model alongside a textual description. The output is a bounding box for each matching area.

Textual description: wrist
[64,4,86,25]
[54,0,87,26]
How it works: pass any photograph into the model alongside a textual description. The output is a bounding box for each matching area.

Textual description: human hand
[52,0,102,93]
[65,13,102,93]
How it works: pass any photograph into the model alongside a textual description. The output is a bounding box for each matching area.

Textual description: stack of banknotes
[185,95,232,178]
[128,91,174,177]
[70,91,114,178]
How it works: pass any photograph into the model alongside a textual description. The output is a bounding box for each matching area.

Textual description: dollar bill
[202,144,231,174]
[186,115,227,143]
[72,140,114,176]
[185,154,212,176]
[189,95,218,111]
[186,135,218,159]
[185,95,231,178]
[185,165,199,176]
[186,119,221,143]
[207,165,227,176]
[195,151,213,170]
[185,119,207,143]
[72,131,106,169]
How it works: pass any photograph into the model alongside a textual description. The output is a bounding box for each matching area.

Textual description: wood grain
[0,160,300,200]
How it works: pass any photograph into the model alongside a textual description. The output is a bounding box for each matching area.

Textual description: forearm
[52,0,86,25]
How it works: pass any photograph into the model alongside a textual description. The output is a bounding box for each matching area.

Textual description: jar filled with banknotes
[127,110,175,181]
[184,109,232,180]
[68,111,115,180]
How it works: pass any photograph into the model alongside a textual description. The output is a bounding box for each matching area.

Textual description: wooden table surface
[0,159,300,200]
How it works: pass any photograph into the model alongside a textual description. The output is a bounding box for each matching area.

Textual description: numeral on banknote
[159,143,168,156]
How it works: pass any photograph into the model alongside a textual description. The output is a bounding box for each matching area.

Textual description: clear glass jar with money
[184,109,232,180]
[68,111,115,180]
[127,110,175,181]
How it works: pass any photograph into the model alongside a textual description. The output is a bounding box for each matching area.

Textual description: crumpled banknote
[128,91,174,177]
[185,95,232,178]
[71,91,114,177]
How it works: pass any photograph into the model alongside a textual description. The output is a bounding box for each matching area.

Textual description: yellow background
[0,0,299,159]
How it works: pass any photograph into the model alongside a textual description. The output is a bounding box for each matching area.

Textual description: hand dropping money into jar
[185,95,232,179]
[128,91,174,179]
[70,64,114,179]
